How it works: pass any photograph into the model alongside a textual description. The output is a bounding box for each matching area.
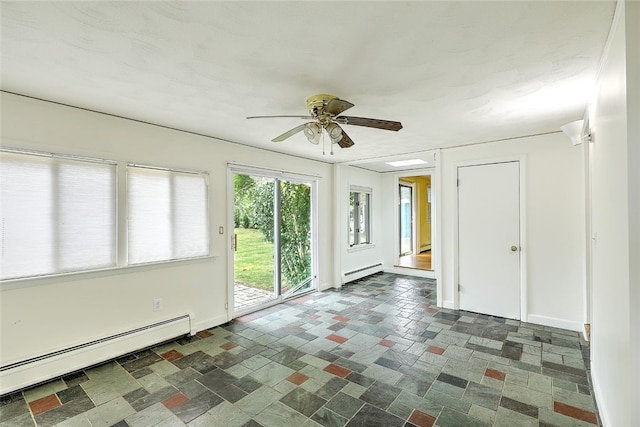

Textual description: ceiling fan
[247,94,402,154]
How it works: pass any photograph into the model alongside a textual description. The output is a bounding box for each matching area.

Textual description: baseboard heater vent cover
[342,263,384,284]
[0,314,191,396]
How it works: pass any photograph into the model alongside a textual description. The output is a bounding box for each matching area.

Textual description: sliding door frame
[226,163,319,319]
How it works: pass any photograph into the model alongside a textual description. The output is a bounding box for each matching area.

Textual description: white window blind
[0,150,117,280]
[127,165,209,264]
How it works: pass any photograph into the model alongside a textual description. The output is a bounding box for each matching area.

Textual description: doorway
[231,168,316,316]
[457,161,521,319]
[399,183,414,256]
[397,175,433,271]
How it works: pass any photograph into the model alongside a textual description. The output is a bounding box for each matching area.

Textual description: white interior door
[458,161,520,319]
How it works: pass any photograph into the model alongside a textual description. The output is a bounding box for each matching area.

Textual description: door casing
[399,182,415,256]
[452,157,527,320]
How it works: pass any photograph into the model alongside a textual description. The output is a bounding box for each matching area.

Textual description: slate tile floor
[1,273,600,426]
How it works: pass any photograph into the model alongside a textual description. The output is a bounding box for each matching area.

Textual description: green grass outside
[234,227,274,290]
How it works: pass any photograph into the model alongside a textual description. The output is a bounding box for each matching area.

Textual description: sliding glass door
[231,168,315,315]
[279,180,313,296]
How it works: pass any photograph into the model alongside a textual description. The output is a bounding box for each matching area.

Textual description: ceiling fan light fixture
[325,123,343,143]
[304,123,321,144]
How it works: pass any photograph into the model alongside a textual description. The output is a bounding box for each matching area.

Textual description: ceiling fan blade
[336,126,355,148]
[247,115,314,120]
[338,116,403,131]
[271,123,311,142]
[323,98,355,116]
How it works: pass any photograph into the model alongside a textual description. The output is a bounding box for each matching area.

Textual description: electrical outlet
[153,298,163,311]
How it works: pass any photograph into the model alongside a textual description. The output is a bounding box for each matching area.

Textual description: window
[127,165,209,264]
[349,186,371,247]
[1,150,116,280]
[1,149,211,281]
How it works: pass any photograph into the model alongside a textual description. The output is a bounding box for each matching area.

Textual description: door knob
[511,245,518,252]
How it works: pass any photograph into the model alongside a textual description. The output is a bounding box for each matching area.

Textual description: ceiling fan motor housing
[305,94,338,117]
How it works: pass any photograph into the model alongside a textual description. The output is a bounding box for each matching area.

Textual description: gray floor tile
[254,401,310,427]
[310,407,347,427]
[6,274,602,427]
[463,381,502,411]
[196,368,237,393]
[345,403,405,427]
[359,381,401,410]
[436,407,490,427]
[0,398,30,423]
[315,377,348,400]
[0,413,36,427]
[279,388,327,417]
[171,391,224,423]
[234,386,283,417]
[324,392,364,419]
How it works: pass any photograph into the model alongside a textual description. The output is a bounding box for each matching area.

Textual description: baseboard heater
[341,263,384,285]
[0,314,191,396]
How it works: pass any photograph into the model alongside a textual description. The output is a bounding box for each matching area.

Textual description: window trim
[348,185,373,248]
[0,255,214,289]
[1,147,118,166]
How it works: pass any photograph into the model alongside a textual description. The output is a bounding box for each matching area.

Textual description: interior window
[349,186,371,247]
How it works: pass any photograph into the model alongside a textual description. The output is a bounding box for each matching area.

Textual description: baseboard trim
[590,366,611,427]
[526,314,582,332]
[441,300,455,310]
[318,282,334,291]
[384,267,436,279]
[342,263,384,284]
[1,315,191,396]
[191,314,229,335]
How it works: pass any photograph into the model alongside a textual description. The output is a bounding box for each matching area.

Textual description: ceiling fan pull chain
[322,131,326,156]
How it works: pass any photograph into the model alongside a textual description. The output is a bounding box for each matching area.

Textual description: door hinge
[457,179,460,187]
[225,303,228,310]
[458,283,461,292]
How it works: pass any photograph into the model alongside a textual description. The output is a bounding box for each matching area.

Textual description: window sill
[0,255,216,290]
[347,243,376,253]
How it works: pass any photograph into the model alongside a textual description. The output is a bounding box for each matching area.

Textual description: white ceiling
[1,1,615,171]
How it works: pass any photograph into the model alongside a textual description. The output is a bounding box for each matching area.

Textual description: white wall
[439,133,586,331]
[588,1,639,425]
[0,93,334,378]
[333,164,383,286]
[627,2,640,423]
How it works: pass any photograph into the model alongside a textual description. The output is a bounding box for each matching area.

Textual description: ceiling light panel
[386,159,428,167]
